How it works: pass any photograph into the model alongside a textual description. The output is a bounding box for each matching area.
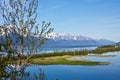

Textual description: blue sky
[37,0,120,42]
[0,0,120,42]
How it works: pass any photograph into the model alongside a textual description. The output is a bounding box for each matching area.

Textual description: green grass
[32,56,109,66]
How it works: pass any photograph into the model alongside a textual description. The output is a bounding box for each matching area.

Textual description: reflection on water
[26,51,120,80]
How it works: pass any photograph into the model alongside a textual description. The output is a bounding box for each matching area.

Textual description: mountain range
[0,31,115,48]
[43,33,115,47]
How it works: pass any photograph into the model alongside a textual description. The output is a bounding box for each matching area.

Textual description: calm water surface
[40,46,97,53]
[26,51,120,80]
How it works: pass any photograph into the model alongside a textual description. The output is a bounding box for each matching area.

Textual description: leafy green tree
[0,0,53,79]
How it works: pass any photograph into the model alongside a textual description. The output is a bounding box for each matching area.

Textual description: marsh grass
[32,55,109,65]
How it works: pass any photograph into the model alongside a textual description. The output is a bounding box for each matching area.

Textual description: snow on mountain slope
[44,32,115,47]
[47,32,92,40]
[0,31,115,47]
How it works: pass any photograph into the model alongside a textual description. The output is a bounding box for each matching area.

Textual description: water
[40,46,97,53]
[26,51,120,80]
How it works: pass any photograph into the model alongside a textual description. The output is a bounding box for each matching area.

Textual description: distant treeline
[1,45,120,60]
[31,45,120,58]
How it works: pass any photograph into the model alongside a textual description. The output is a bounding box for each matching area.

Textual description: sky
[0,0,120,42]
[37,0,120,42]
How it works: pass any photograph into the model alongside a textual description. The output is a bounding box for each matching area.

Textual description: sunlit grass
[32,55,109,66]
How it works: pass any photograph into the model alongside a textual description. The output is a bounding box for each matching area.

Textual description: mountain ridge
[47,32,93,40]
[47,32,114,42]
[0,31,115,47]
[43,32,115,47]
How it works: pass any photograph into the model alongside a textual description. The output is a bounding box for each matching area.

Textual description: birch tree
[0,0,53,78]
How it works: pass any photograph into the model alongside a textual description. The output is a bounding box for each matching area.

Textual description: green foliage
[0,57,7,78]
[91,45,120,54]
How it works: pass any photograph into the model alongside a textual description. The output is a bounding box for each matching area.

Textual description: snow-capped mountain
[43,32,115,47]
[0,31,115,48]
[47,32,93,40]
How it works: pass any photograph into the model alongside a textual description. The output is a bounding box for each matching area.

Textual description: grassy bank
[32,55,109,66]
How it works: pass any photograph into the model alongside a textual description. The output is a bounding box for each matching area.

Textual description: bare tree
[0,0,53,78]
